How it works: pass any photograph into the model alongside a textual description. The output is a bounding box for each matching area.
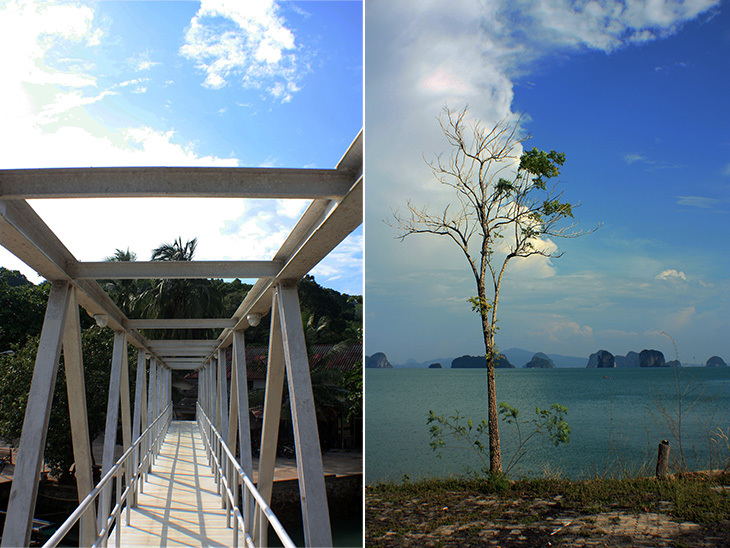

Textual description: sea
[365,367,730,484]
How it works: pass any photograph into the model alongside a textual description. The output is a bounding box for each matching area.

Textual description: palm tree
[134,237,222,339]
[151,237,197,262]
[102,248,139,316]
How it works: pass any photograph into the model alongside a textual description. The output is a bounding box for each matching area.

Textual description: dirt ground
[366,488,730,547]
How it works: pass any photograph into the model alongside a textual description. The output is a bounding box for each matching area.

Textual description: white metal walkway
[108,420,231,547]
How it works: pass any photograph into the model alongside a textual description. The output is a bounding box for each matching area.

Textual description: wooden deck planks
[108,420,236,547]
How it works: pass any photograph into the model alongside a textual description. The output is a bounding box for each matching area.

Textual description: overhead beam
[68,260,281,280]
[0,167,354,200]
[127,319,236,330]
[0,200,160,355]
[148,349,212,357]
[147,340,218,348]
[161,358,205,365]
[213,174,363,353]
[165,362,205,370]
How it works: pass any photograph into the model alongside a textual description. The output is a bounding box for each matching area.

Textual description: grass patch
[367,471,730,526]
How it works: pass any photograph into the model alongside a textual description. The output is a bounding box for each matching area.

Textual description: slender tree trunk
[481,310,502,473]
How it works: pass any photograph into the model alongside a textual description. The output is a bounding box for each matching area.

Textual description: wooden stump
[656,440,670,478]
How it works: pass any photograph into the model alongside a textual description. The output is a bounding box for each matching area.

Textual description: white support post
[218,348,229,440]
[140,355,148,434]
[62,287,97,546]
[231,330,254,528]
[131,352,146,505]
[156,361,162,420]
[0,282,71,548]
[147,358,157,427]
[210,358,218,431]
[98,331,126,533]
[198,364,205,421]
[257,292,287,547]
[120,343,132,453]
[277,283,332,548]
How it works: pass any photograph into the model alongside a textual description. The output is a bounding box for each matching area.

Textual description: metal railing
[43,403,172,548]
[196,403,296,548]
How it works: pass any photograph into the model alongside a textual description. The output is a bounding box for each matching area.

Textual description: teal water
[365,367,730,483]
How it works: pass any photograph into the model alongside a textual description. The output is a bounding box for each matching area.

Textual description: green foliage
[519,147,565,189]
[428,403,571,478]
[340,364,363,422]
[467,296,492,316]
[0,268,50,350]
[0,327,122,480]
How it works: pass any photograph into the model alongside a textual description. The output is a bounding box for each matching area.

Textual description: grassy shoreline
[366,472,730,547]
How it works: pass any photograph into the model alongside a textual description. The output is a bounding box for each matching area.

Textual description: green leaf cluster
[427,402,571,478]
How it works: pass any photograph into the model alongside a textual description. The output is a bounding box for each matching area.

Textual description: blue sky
[0,0,362,295]
[365,0,729,365]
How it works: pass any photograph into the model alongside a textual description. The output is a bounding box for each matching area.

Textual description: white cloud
[677,196,720,208]
[624,153,647,164]
[0,0,308,286]
[656,269,687,281]
[129,52,160,72]
[366,0,722,361]
[179,0,303,101]
[37,89,116,125]
[528,320,594,347]
[665,306,696,330]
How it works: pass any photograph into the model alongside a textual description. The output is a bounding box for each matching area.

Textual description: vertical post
[156,361,162,419]
[140,355,148,434]
[218,348,229,439]
[232,330,254,528]
[148,358,157,425]
[198,364,205,421]
[62,287,97,546]
[146,358,157,475]
[656,440,670,478]
[257,293,287,547]
[1,282,71,548]
[131,352,146,506]
[278,282,332,548]
[98,331,126,533]
[120,343,132,452]
[210,358,218,431]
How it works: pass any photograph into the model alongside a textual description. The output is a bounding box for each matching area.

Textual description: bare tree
[392,106,594,473]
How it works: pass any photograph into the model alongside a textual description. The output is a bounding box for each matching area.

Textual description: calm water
[365,367,730,483]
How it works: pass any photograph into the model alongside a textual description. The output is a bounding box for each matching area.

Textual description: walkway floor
[108,420,234,547]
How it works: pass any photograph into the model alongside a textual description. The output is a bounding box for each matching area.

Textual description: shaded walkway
[108,421,231,547]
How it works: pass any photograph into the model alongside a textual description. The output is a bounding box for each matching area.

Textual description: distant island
[586,349,727,368]
[366,349,726,369]
[524,352,555,368]
[365,352,392,368]
[451,354,514,368]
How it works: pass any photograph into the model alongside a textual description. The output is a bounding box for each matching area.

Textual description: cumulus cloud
[366,0,721,360]
[0,0,347,289]
[179,0,303,101]
[656,269,687,281]
[529,320,594,345]
[129,52,160,72]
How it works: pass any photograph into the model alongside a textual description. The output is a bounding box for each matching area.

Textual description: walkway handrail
[196,402,296,548]
[42,403,173,548]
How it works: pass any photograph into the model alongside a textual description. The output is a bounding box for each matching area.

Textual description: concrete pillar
[218,348,229,437]
[97,331,126,533]
[62,287,97,546]
[257,292,287,546]
[277,282,332,548]
[1,282,71,548]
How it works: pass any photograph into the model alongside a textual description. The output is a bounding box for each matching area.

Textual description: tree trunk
[482,312,502,473]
